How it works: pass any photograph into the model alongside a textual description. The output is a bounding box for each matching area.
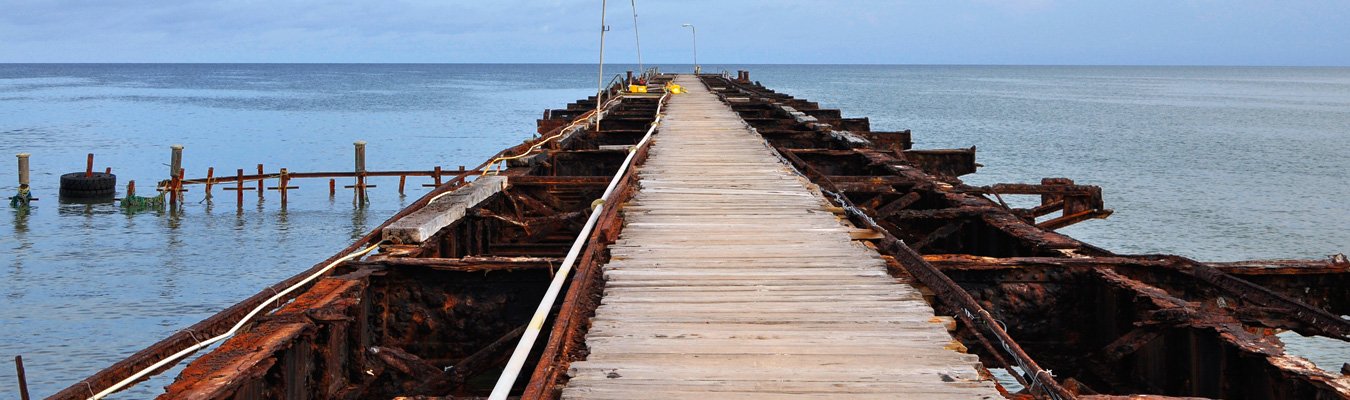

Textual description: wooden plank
[563,75,997,399]
[381,176,504,244]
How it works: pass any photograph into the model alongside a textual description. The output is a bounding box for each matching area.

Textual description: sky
[1,0,1348,65]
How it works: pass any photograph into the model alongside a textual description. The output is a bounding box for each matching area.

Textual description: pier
[49,72,1350,400]
[562,76,997,398]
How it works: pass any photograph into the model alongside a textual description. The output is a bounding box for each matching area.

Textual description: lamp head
[682,23,693,27]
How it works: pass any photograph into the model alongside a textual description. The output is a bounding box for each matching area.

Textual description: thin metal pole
[691,24,698,73]
[595,0,609,129]
[630,0,642,74]
[682,23,698,74]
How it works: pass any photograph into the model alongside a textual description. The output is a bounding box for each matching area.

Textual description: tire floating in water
[59,172,117,199]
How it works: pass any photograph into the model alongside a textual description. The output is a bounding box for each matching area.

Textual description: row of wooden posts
[14,141,473,209]
[161,141,471,208]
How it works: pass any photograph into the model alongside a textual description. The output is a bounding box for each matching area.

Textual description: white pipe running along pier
[488,91,670,400]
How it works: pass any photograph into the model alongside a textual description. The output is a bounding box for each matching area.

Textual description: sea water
[1,64,1346,397]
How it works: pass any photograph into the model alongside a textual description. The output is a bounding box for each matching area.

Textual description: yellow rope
[479,94,625,177]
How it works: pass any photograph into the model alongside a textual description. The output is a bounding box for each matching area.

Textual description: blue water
[2,64,1347,397]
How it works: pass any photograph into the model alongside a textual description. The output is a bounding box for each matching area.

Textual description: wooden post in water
[354,140,367,203]
[204,167,214,199]
[16,153,30,188]
[398,175,406,195]
[279,168,290,207]
[256,164,264,199]
[329,178,336,197]
[176,168,185,206]
[169,145,183,206]
[127,180,135,198]
[85,153,94,177]
[235,168,244,207]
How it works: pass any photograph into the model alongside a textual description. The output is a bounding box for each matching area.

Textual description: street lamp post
[681,23,699,74]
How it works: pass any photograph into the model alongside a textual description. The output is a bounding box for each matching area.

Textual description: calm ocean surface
[1,64,1347,397]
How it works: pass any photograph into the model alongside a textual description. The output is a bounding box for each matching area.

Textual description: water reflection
[12,206,30,234]
[349,197,369,240]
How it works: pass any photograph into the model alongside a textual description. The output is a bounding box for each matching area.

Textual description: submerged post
[17,153,30,187]
[204,167,214,199]
[236,168,245,207]
[15,153,33,206]
[256,164,264,199]
[279,168,290,207]
[169,145,183,206]
[354,140,367,203]
[175,168,185,207]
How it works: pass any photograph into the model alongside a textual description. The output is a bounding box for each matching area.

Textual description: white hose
[488,92,668,399]
[89,241,385,399]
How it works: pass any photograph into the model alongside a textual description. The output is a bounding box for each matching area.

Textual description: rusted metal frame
[1092,268,1350,398]
[1095,327,1165,363]
[974,183,1104,197]
[160,275,369,398]
[348,256,562,272]
[1022,200,1066,218]
[421,324,530,394]
[875,191,923,216]
[874,231,1075,399]
[721,74,1350,398]
[53,93,626,400]
[370,345,443,382]
[521,116,656,400]
[927,254,1348,275]
[885,205,997,220]
[508,176,611,187]
[909,220,968,252]
[1037,209,1115,230]
[371,322,535,396]
[846,148,1096,253]
[766,142,1073,399]
[511,186,565,216]
[1156,255,1350,340]
[1209,257,1349,275]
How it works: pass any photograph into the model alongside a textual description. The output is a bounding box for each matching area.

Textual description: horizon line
[2,62,1348,68]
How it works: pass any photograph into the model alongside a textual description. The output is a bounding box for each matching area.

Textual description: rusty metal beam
[349,256,562,272]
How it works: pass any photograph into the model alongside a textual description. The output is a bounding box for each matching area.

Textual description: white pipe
[89,241,385,399]
[488,92,668,399]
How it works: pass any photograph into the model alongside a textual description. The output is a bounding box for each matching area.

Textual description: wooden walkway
[561,75,1000,399]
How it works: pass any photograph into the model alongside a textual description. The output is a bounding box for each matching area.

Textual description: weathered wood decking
[561,75,999,399]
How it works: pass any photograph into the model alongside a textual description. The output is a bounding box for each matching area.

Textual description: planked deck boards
[560,75,1000,399]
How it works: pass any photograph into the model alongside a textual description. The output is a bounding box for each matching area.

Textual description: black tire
[60,172,117,198]
[60,187,116,198]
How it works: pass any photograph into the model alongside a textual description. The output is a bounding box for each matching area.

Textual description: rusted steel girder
[58,85,664,399]
[703,74,1350,399]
